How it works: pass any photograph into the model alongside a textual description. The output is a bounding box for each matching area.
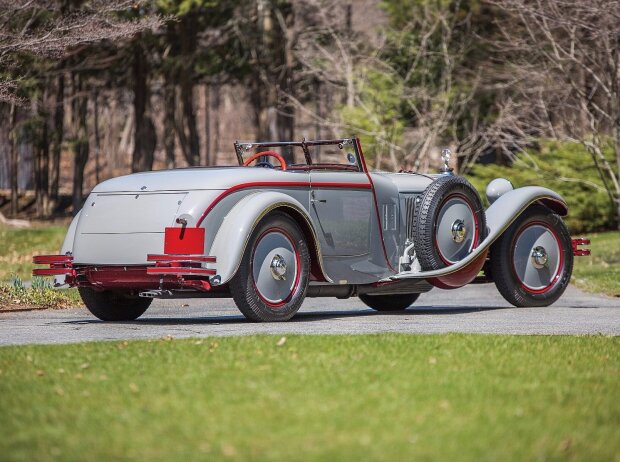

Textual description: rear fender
[208,191,331,285]
[53,210,81,286]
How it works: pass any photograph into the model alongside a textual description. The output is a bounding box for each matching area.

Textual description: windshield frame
[233,137,364,173]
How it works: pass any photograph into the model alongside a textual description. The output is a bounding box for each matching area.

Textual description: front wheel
[359,293,420,311]
[230,212,310,322]
[78,288,152,321]
[490,204,573,307]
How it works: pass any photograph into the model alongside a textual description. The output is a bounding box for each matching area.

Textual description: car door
[309,170,373,257]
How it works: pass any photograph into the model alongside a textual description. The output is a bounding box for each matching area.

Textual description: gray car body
[58,158,567,289]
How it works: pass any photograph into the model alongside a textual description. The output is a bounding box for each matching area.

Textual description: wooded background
[1,0,619,230]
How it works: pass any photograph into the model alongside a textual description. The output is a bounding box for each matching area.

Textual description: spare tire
[413,175,486,271]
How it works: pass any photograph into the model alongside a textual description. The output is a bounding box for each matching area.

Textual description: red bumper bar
[146,254,216,277]
[32,254,76,279]
[572,238,591,256]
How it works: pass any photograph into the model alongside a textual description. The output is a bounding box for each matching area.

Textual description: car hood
[91,166,310,193]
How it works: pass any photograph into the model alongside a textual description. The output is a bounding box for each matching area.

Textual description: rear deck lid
[80,192,186,234]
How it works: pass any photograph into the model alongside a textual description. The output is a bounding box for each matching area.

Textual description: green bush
[467,140,618,233]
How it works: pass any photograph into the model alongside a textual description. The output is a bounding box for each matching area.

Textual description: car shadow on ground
[59,305,513,326]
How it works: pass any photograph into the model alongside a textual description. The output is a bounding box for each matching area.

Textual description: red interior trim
[195,181,371,227]
[355,138,398,273]
[243,151,288,170]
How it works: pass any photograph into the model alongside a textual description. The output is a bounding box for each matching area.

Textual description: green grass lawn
[572,231,620,297]
[0,223,67,281]
[0,334,618,461]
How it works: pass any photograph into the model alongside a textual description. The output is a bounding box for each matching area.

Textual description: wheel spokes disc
[513,224,561,291]
[252,231,299,305]
[435,195,477,263]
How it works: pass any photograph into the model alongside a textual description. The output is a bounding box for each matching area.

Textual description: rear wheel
[78,288,152,321]
[491,204,573,307]
[359,293,420,311]
[230,212,310,322]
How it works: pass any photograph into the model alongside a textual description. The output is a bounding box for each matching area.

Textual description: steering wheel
[243,151,288,170]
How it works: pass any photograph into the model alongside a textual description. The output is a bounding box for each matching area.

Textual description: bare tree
[0,0,165,104]
[293,0,478,172]
[490,0,620,228]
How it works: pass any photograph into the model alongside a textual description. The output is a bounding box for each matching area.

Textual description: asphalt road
[1,284,618,346]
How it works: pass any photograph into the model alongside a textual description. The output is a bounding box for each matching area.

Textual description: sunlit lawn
[0,334,618,461]
[0,224,67,281]
[572,231,620,297]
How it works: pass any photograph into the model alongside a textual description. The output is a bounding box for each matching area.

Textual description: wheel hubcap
[270,254,287,280]
[435,195,478,263]
[513,223,562,292]
[531,246,548,269]
[451,219,467,243]
[251,230,299,306]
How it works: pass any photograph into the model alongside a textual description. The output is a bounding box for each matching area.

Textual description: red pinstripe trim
[356,138,398,273]
[195,181,371,227]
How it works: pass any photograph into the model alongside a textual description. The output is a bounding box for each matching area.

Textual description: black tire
[230,212,310,322]
[78,287,152,321]
[359,293,420,311]
[413,175,486,271]
[491,204,573,307]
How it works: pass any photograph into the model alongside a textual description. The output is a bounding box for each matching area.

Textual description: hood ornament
[440,148,454,174]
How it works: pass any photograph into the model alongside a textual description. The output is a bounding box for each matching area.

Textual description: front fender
[208,191,330,285]
[384,186,568,280]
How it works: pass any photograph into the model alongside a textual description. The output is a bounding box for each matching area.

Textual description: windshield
[234,138,363,172]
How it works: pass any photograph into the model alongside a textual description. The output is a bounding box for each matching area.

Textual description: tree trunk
[93,90,101,183]
[50,74,64,204]
[72,74,89,215]
[180,81,200,165]
[164,81,176,169]
[9,102,18,217]
[36,87,50,218]
[132,41,155,173]
[276,2,296,163]
[175,14,200,166]
[212,81,221,163]
[203,84,212,166]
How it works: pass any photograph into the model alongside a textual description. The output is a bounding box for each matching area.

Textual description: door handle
[311,191,327,204]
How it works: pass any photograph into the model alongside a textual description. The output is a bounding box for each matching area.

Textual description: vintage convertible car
[33,137,590,322]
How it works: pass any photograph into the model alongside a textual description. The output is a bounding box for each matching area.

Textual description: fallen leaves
[558,438,572,452]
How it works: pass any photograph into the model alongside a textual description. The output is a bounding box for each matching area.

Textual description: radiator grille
[404,195,418,240]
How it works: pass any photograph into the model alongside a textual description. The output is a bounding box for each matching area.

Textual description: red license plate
[164,227,205,255]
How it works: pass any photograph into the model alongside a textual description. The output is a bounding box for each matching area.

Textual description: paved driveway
[1,284,618,346]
